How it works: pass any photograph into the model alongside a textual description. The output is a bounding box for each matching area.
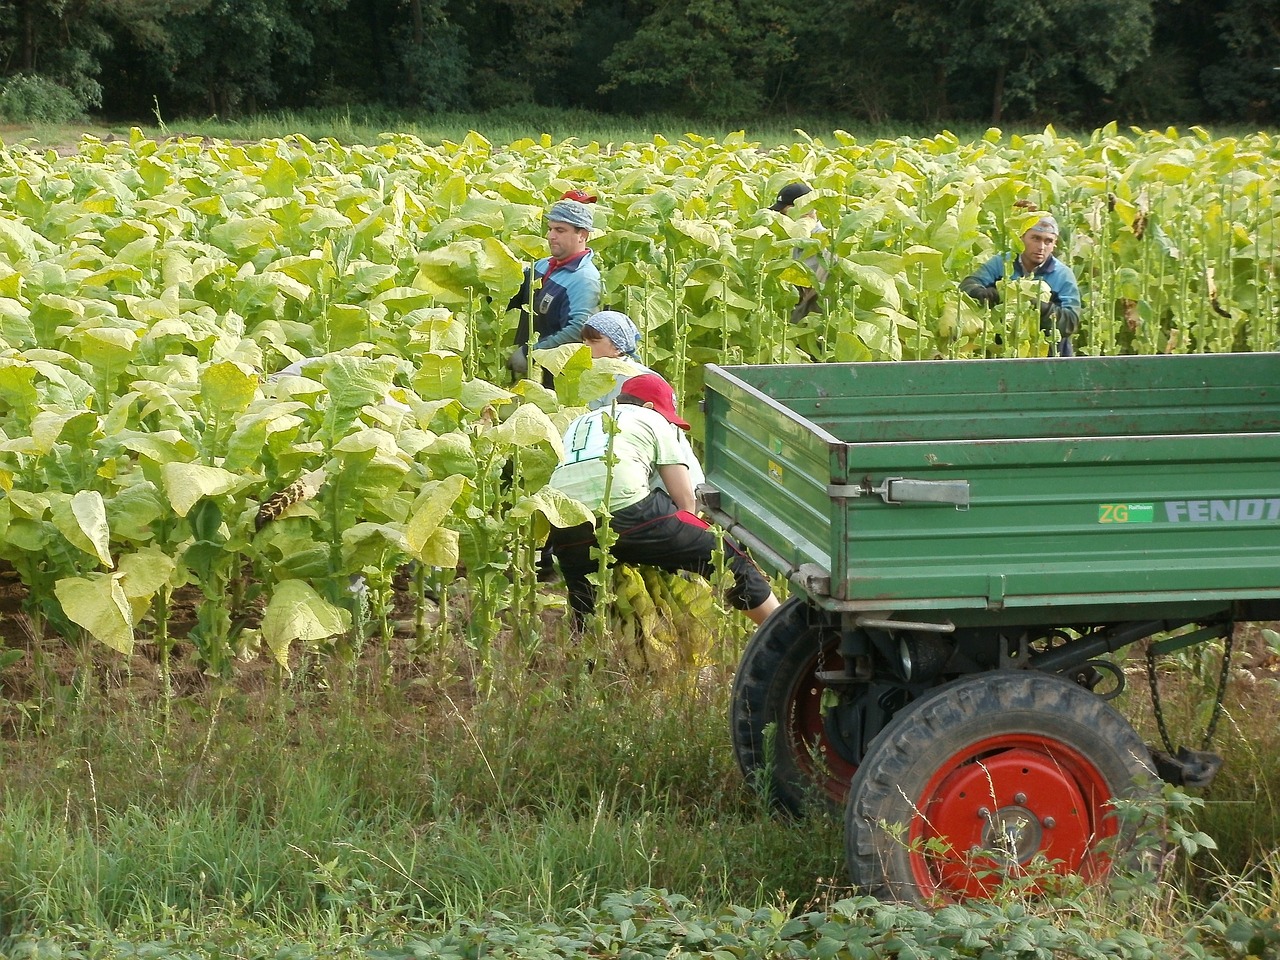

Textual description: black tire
[731,596,854,815]
[844,670,1155,904]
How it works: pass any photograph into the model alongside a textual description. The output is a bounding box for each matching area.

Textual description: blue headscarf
[584,311,640,357]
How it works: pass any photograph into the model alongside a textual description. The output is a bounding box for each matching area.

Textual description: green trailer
[699,352,1280,903]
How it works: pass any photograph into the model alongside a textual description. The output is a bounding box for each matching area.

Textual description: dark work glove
[960,277,1000,307]
[1039,299,1063,334]
[507,345,528,376]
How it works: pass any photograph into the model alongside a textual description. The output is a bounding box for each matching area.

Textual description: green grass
[1,626,1279,956]
[5,105,1266,155]
[2,104,1077,151]
[0,643,845,934]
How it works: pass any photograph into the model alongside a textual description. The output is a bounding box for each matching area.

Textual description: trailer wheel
[844,670,1154,904]
[731,597,856,815]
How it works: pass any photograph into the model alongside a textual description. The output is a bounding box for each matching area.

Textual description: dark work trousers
[549,488,774,625]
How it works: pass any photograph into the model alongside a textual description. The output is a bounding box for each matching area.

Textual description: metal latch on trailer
[827,477,970,509]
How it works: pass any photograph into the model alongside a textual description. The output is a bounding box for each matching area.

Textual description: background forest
[0,0,1277,128]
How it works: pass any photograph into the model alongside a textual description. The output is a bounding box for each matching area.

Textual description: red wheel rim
[786,646,857,805]
[907,733,1117,900]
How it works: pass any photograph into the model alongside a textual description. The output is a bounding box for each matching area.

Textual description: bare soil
[0,560,450,718]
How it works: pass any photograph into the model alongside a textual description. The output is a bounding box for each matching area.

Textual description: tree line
[0,0,1276,127]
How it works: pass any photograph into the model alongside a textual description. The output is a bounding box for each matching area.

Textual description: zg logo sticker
[1098,503,1154,523]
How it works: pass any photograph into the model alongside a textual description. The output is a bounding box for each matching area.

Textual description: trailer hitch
[1149,746,1223,790]
[1144,620,1233,791]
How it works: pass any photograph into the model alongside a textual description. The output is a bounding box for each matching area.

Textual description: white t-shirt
[551,405,688,513]
[656,429,704,494]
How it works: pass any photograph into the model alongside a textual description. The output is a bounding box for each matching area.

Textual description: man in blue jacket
[960,214,1082,356]
[508,195,602,382]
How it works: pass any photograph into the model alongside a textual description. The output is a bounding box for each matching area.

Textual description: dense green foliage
[0,73,84,124]
[0,124,1276,678]
[0,0,1277,125]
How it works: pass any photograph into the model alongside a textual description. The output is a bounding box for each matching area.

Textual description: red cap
[560,189,598,203]
[619,373,690,430]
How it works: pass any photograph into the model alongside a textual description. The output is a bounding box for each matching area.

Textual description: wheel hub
[979,804,1043,864]
[917,741,1108,898]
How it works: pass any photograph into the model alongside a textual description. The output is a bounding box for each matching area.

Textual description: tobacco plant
[0,124,1277,680]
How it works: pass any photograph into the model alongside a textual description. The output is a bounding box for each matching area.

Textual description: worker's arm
[657,463,696,513]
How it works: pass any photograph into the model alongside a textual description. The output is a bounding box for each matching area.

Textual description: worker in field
[959,213,1082,356]
[507,191,602,385]
[580,310,655,409]
[531,308,654,582]
[769,181,828,323]
[548,373,780,630]
[579,311,703,503]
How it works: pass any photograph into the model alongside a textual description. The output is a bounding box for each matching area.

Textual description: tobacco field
[0,123,1276,683]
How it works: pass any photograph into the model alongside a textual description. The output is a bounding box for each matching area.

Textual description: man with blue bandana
[508,195,603,382]
[960,213,1082,356]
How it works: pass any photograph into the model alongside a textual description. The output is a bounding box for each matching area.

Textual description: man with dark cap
[769,181,827,323]
[548,373,779,629]
[770,181,812,214]
[960,213,1082,356]
[508,195,602,381]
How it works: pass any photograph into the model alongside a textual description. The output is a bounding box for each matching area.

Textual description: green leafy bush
[0,73,85,124]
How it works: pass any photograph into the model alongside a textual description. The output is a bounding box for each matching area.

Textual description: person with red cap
[548,373,779,629]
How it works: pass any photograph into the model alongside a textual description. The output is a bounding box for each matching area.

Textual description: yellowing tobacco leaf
[55,573,133,655]
[260,579,351,668]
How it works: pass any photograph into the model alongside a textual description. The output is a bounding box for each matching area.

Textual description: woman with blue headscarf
[579,311,704,498]
[580,310,654,409]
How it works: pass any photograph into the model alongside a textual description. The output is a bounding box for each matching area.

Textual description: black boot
[537,545,558,582]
